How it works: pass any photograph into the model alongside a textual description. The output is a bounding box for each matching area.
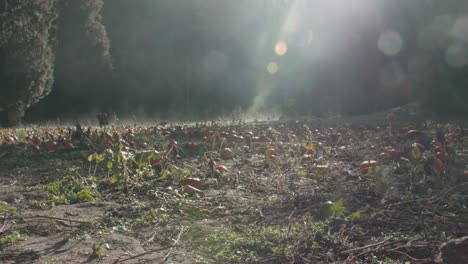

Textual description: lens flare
[267,62,279,75]
[274,41,288,56]
[378,31,403,56]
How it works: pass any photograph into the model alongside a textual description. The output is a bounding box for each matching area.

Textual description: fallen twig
[2,215,90,224]
[339,236,394,255]
[163,225,185,263]
[386,249,432,262]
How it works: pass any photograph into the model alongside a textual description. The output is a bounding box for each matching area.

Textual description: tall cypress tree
[0,0,57,126]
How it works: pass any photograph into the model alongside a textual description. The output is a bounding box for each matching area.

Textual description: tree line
[1,0,467,126]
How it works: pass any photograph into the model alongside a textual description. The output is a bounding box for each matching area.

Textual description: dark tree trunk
[6,106,25,127]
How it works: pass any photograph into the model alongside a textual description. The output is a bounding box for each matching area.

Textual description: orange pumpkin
[182,177,203,189]
[432,158,444,174]
[46,141,57,150]
[360,160,378,172]
[64,142,75,151]
[436,151,445,163]
[378,152,391,160]
[215,165,228,172]
[184,142,198,149]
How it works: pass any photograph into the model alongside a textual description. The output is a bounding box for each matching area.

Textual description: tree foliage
[0,0,56,126]
[0,0,111,126]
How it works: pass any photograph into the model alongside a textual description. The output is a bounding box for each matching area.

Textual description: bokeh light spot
[267,62,279,75]
[445,42,468,68]
[378,31,403,56]
[274,41,288,56]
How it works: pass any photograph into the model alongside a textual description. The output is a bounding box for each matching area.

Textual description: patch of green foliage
[0,204,17,214]
[0,231,28,248]
[97,199,173,234]
[319,198,346,219]
[348,208,368,221]
[197,219,334,262]
[47,174,97,205]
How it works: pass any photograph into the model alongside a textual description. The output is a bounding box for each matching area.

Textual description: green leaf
[77,189,96,202]
[116,151,122,164]
[47,184,59,195]
[87,154,95,162]
[107,160,113,169]
[349,209,367,221]
[57,196,70,205]
[319,199,346,219]
[67,192,79,203]
[330,198,345,217]
[95,153,106,163]
[154,169,168,181]
[110,174,119,184]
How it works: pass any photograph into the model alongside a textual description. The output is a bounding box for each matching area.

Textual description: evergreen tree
[0,0,56,126]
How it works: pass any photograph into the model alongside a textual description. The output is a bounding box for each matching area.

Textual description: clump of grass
[47,174,97,205]
[196,218,334,263]
[0,231,28,248]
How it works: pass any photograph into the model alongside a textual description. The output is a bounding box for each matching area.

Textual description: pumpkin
[432,158,444,174]
[182,177,203,189]
[232,135,244,143]
[46,141,57,150]
[360,160,378,172]
[184,142,198,149]
[32,136,42,146]
[64,142,75,151]
[215,165,228,172]
[221,148,233,159]
[378,152,391,160]
[431,139,441,147]
[436,151,445,163]
[385,148,400,159]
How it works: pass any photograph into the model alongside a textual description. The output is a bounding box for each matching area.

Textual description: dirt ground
[1,120,467,263]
